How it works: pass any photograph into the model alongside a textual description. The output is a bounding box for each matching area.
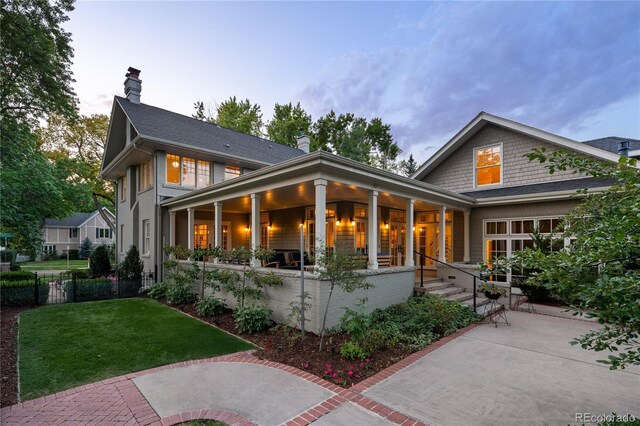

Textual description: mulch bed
[175,302,415,388]
[1,306,32,407]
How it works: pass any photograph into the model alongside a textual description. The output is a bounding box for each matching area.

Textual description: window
[475,144,501,186]
[224,165,241,180]
[139,159,153,191]
[485,239,508,282]
[120,224,125,253]
[194,224,208,250]
[166,154,211,188]
[120,176,127,201]
[69,229,78,238]
[96,228,111,239]
[305,205,336,255]
[142,220,150,254]
[511,219,534,235]
[43,245,56,254]
[354,205,367,218]
[166,154,180,184]
[485,220,507,235]
[197,160,210,188]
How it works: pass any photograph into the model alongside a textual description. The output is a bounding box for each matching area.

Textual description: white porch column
[314,179,327,261]
[438,206,447,263]
[368,190,379,269]
[169,211,176,247]
[214,201,223,263]
[187,208,195,250]
[463,210,471,262]
[405,198,414,267]
[250,194,261,267]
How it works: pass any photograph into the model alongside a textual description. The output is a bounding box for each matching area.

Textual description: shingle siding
[421,124,583,193]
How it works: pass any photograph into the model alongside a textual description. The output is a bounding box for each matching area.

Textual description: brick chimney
[124,67,142,104]
[295,130,310,154]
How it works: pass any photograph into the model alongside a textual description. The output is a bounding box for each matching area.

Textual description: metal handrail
[413,250,481,313]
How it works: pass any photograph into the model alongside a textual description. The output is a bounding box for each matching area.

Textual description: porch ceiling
[185,180,444,214]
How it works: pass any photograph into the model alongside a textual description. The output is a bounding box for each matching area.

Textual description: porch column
[250,194,261,267]
[463,210,471,262]
[214,201,223,263]
[187,208,194,250]
[405,198,414,267]
[169,211,176,247]
[368,190,378,269]
[314,179,327,261]
[438,206,446,263]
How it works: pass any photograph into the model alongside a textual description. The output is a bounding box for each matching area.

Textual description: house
[41,210,116,257]
[100,67,635,330]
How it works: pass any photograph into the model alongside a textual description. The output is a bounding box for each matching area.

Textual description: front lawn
[18,298,254,400]
[19,259,89,271]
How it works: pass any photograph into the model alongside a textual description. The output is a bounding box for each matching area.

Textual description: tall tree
[400,154,418,176]
[0,118,72,257]
[38,114,112,206]
[192,97,263,137]
[266,102,313,147]
[312,111,401,168]
[1,0,78,122]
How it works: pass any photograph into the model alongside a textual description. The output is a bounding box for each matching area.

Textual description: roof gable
[412,112,621,180]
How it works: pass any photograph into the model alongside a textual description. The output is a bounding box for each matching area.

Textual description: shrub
[195,296,227,317]
[166,282,197,305]
[0,249,17,264]
[233,305,272,333]
[79,238,93,259]
[339,341,368,360]
[0,279,48,306]
[66,269,89,278]
[89,245,111,276]
[9,264,21,271]
[148,282,169,300]
[64,278,112,302]
[58,249,79,260]
[0,270,35,281]
[118,245,144,297]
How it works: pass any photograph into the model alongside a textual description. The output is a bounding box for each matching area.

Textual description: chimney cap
[126,67,141,78]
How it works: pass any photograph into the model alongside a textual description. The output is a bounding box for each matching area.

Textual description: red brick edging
[160,408,256,426]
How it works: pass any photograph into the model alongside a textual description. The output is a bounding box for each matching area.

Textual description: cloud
[297,2,640,162]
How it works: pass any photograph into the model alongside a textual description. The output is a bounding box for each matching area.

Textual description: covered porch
[161,152,474,273]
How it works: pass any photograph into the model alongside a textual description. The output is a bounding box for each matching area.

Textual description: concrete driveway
[365,308,640,425]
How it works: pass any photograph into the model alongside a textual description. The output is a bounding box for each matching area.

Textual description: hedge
[64,278,112,302]
[0,271,36,281]
[0,280,48,306]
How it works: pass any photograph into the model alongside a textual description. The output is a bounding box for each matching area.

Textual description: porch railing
[413,250,482,313]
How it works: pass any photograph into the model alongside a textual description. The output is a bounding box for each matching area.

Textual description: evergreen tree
[400,154,418,176]
[120,245,144,282]
[79,237,93,259]
[89,244,111,276]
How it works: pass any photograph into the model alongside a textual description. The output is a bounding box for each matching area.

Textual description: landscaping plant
[89,244,111,276]
[118,245,144,297]
[233,305,273,333]
[195,296,227,317]
[162,246,199,305]
[79,238,93,259]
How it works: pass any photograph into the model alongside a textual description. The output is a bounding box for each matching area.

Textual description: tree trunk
[319,282,335,352]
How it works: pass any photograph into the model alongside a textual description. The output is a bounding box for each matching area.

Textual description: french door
[390,223,405,266]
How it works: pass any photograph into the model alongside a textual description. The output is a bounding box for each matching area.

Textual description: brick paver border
[2,322,479,426]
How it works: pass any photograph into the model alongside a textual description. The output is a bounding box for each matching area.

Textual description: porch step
[415,279,455,293]
[428,286,464,297]
[444,292,474,303]
[474,301,505,318]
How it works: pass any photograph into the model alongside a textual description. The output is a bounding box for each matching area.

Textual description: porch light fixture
[244,226,250,232]
[412,226,415,231]
[384,222,389,229]
[336,219,341,226]
[299,221,304,228]
[172,160,179,168]
[350,218,355,226]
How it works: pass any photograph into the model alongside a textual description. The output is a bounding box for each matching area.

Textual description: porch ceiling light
[172,160,179,168]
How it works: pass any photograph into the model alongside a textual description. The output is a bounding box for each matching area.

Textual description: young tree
[315,250,373,351]
[509,149,639,369]
[1,0,78,122]
[89,244,111,276]
[399,154,418,176]
[266,102,313,147]
[120,245,144,282]
[192,97,263,137]
[78,237,93,259]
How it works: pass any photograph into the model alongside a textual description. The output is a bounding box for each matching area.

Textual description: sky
[66,1,640,163]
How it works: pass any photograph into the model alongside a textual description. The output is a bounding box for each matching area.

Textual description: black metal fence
[1,272,156,306]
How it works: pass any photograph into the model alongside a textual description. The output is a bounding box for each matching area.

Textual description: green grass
[18,298,254,400]
[19,259,89,271]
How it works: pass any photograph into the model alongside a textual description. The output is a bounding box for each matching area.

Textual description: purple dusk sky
[66,1,640,162]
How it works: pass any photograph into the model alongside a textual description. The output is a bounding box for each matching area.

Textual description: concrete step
[445,292,474,303]
[417,281,454,292]
[428,286,464,297]
[414,276,444,285]
[461,296,490,308]
[475,301,504,318]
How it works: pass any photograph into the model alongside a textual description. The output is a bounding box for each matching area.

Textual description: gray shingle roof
[581,137,640,153]
[461,177,615,199]
[115,96,305,164]
[44,212,96,228]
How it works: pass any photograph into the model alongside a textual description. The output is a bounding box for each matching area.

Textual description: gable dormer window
[475,144,502,187]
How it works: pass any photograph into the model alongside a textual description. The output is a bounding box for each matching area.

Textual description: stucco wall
[199,264,415,333]
[421,124,585,193]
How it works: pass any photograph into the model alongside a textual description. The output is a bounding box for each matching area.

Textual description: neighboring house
[42,210,116,256]
[100,67,635,330]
